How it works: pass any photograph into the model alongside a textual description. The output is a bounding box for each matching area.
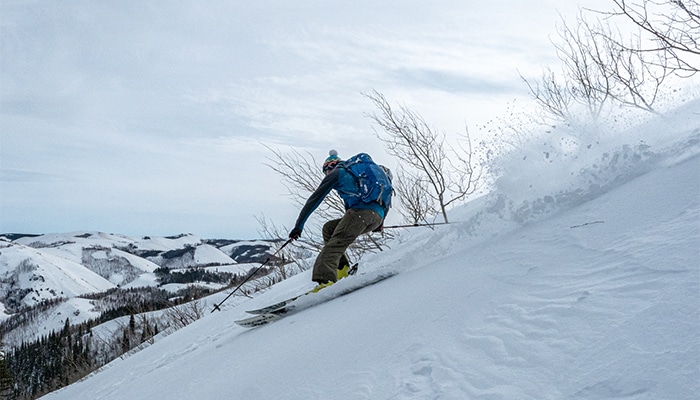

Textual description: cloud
[1,0,589,238]
[0,169,59,183]
[390,68,518,95]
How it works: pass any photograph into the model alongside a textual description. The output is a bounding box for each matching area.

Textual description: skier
[288,150,392,292]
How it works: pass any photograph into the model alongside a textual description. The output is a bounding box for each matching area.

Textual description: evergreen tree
[121,329,131,354]
[0,345,13,399]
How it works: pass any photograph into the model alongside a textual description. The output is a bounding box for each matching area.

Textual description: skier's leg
[321,218,350,270]
[312,209,382,283]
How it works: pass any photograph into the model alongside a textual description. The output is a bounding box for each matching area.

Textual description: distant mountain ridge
[0,232,278,319]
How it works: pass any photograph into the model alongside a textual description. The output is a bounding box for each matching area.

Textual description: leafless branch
[364,90,480,223]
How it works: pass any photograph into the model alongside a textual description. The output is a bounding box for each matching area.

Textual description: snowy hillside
[38,104,699,399]
[0,233,270,310]
[0,233,277,348]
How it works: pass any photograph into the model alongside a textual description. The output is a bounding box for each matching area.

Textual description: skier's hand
[372,223,384,233]
[289,227,303,240]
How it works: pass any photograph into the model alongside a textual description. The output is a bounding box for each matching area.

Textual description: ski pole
[211,238,293,313]
[382,222,450,229]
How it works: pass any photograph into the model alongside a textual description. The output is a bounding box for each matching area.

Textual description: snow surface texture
[41,103,699,399]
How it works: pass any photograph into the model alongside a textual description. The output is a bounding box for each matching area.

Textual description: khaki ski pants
[312,208,383,283]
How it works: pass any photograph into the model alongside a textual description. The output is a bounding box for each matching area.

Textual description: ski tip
[245,295,302,314]
[235,313,283,328]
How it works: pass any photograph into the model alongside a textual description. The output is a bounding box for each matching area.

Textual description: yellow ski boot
[309,281,334,293]
[336,265,350,280]
[337,263,358,281]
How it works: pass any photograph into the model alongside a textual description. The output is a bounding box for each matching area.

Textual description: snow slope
[4,297,103,345]
[0,241,115,304]
[1,232,272,347]
[1,232,240,312]
[41,110,699,399]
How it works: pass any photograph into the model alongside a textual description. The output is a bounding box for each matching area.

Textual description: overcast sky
[1,0,607,239]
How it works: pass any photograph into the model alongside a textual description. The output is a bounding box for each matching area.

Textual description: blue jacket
[293,167,386,231]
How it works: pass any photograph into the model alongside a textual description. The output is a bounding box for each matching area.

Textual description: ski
[235,268,397,328]
[244,263,359,315]
[244,294,304,315]
[235,312,283,328]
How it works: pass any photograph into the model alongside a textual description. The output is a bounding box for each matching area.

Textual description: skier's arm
[292,168,340,232]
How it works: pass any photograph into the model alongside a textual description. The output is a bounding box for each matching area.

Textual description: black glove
[289,227,303,240]
[372,223,384,233]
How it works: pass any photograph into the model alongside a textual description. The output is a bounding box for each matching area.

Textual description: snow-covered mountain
[0,233,278,346]
[36,101,699,399]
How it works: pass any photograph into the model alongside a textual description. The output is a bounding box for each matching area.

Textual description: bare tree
[524,10,670,122]
[525,1,698,123]
[570,14,670,113]
[554,16,616,118]
[600,0,699,75]
[393,167,438,225]
[164,300,205,331]
[364,90,479,223]
[522,67,576,122]
[264,145,344,218]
